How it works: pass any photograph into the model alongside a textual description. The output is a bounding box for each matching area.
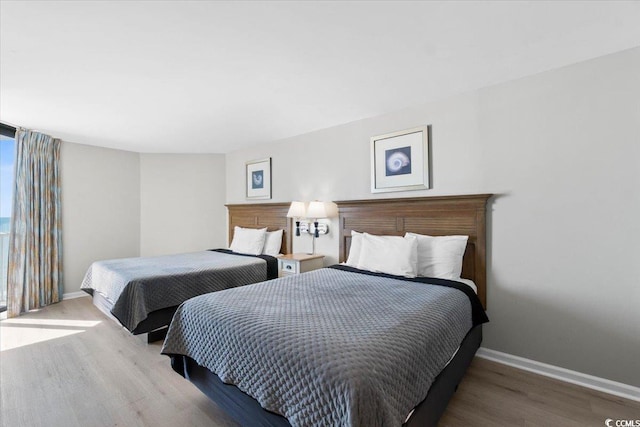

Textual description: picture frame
[246,157,272,199]
[370,126,430,193]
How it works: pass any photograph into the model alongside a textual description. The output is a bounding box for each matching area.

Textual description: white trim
[476,347,640,402]
[63,291,89,300]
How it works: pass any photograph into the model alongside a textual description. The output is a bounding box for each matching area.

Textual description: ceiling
[1,1,640,153]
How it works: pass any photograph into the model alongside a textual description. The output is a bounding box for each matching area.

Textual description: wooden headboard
[226,203,293,255]
[336,194,491,308]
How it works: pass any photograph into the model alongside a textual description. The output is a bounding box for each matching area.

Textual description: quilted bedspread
[162,266,486,427]
[81,250,269,332]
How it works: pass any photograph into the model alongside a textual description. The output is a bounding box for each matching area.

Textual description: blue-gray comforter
[81,250,270,332]
[162,266,487,426]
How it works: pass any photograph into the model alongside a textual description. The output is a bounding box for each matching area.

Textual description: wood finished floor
[1,297,638,427]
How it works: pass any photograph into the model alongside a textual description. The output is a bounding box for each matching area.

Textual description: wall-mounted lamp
[306,201,330,255]
[287,200,333,255]
[286,201,307,236]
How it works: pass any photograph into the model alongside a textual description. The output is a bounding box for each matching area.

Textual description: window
[0,123,16,312]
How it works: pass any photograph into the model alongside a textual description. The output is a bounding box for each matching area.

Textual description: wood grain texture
[440,357,640,427]
[2,297,638,427]
[226,202,293,254]
[0,297,237,427]
[336,194,491,308]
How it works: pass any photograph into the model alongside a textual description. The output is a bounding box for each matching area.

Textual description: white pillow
[262,229,283,256]
[345,230,363,267]
[405,232,468,280]
[357,233,418,278]
[229,226,267,255]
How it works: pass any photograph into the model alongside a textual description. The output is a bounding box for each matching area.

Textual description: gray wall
[60,142,140,295]
[140,154,227,256]
[61,148,228,294]
[226,47,640,387]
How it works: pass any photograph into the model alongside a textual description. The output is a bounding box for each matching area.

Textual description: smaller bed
[81,202,292,340]
[82,249,278,334]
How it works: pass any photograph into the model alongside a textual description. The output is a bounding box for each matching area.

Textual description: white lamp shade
[287,201,307,218]
[307,201,328,219]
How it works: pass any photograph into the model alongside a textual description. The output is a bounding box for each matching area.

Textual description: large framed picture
[370,126,430,193]
[246,158,272,199]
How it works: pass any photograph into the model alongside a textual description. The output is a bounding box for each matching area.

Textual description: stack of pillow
[229,226,283,256]
[345,230,468,280]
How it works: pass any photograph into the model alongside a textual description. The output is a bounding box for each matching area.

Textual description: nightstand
[278,253,325,277]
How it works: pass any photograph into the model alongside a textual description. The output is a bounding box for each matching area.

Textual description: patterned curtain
[7,129,62,317]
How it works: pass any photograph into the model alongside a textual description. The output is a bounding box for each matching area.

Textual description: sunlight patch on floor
[2,318,101,327]
[0,318,101,351]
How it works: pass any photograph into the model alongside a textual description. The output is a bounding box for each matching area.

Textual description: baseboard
[63,291,89,300]
[476,347,640,402]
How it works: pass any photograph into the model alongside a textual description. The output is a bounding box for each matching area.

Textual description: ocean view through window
[0,125,16,312]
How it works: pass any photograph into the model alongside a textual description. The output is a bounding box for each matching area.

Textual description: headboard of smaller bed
[226,202,293,255]
[336,194,491,308]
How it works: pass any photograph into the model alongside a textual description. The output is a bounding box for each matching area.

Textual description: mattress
[162,265,488,426]
[81,249,277,332]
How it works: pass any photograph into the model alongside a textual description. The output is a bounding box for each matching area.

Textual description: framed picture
[370,126,430,193]
[246,157,272,199]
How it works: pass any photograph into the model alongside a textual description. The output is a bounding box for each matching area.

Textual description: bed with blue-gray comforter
[161,265,488,426]
[81,249,278,334]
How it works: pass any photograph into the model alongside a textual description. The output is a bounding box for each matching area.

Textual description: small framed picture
[246,158,272,199]
[370,126,430,193]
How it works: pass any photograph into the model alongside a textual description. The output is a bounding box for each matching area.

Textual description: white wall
[140,154,226,256]
[60,149,226,294]
[226,47,640,387]
[60,142,140,294]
